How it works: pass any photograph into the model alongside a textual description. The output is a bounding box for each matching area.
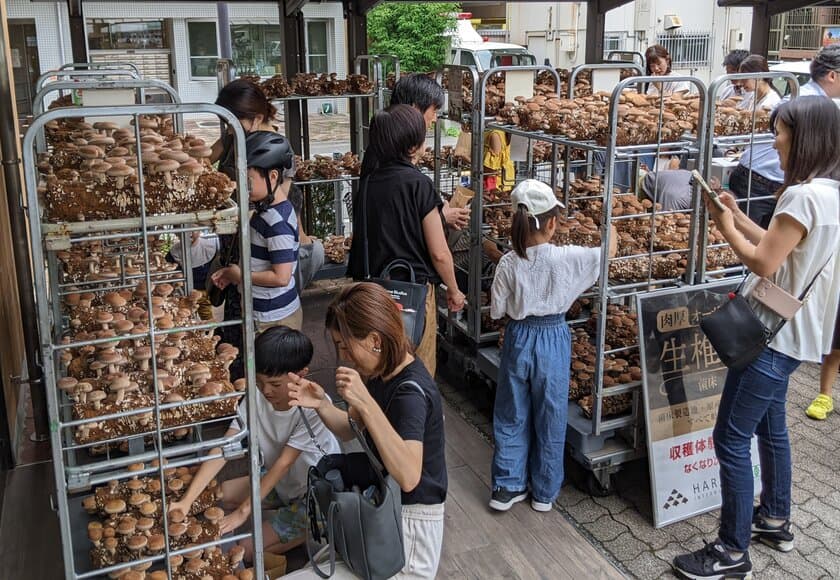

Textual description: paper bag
[451,185,475,209]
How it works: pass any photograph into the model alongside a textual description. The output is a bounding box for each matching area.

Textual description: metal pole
[0,0,48,442]
[217,3,233,61]
[217,3,234,89]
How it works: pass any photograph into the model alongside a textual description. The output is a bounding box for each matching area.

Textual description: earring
[372,346,382,353]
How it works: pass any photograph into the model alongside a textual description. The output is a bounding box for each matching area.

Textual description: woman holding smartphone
[674,96,840,579]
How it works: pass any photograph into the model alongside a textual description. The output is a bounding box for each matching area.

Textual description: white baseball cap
[511,179,563,225]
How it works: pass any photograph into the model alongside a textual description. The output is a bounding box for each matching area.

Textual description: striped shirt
[250,200,300,322]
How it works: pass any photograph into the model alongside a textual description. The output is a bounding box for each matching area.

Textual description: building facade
[6,0,347,114]
[505,1,755,84]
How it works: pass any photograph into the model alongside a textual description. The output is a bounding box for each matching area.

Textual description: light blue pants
[492,313,570,503]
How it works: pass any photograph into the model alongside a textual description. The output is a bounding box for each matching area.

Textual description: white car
[768,60,811,96]
[769,60,840,107]
[449,43,536,73]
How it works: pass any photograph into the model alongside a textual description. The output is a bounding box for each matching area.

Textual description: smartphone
[691,170,727,212]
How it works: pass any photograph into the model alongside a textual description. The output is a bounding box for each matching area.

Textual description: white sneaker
[531,499,552,512]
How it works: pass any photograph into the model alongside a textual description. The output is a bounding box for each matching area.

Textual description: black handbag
[360,174,428,347]
[700,257,833,371]
[299,408,405,580]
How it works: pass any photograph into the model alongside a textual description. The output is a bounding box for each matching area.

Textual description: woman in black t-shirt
[288,282,447,579]
[210,79,281,378]
[347,104,465,378]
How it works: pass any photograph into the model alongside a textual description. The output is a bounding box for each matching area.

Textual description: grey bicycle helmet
[246,130,294,173]
[245,131,295,211]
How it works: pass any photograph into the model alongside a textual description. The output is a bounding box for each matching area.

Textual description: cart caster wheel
[585,472,612,497]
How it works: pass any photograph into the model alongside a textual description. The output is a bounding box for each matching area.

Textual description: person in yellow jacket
[483,129,515,193]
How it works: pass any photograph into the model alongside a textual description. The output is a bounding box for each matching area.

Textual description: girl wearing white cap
[488,180,617,512]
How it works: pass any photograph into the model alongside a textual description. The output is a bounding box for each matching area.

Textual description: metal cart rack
[272,56,394,278]
[434,64,564,348]
[23,101,265,579]
[437,64,715,492]
[697,71,799,282]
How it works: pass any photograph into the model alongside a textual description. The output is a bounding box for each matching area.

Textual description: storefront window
[87,20,167,50]
[306,21,329,73]
[232,24,283,77]
[188,21,219,78]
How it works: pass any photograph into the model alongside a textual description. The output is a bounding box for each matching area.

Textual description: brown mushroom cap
[116,519,136,536]
[96,311,114,325]
[133,346,152,361]
[187,523,203,540]
[128,462,145,473]
[127,534,148,551]
[139,501,157,517]
[168,522,188,537]
[154,159,180,174]
[189,145,214,159]
[168,478,184,492]
[126,478,144,492]
[113,319,134,334]
[104,156,127,166]
[107,164,135,179]
[97,350,120,364]
[94,121,120,131]
[178,163,203,178]
[160,346,181,361]
[228,544,246,566]
[128,492,150,507]
[168,508,186,523]
[136,517,155,532]
[78,145,105,159]
[57,377,78,392]
[148,534,166,553]
[88,390,107,405]
[89,136,115,147]
[160,150,191,163]
[199,382,224,397]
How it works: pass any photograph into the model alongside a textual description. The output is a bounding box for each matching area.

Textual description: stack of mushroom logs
[293,152,360,182]
[39,115,235,222]
[82,462,253,579]
[247,72,376,99]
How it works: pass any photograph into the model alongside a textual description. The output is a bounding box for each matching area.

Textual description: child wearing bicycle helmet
[211,131,303,331]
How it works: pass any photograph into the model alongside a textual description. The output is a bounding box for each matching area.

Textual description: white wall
[7,0,73,86]
[8,0,347,111]
[507,1,755,84]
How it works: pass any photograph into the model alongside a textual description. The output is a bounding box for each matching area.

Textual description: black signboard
[636,279,761,527]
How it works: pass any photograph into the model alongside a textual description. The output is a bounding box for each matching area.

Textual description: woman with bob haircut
[645,44,691,96]
[347,104,465,378]
[289,282,447,578]
[674,95,840,579]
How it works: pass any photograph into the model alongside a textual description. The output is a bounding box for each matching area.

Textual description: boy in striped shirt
[211,131,302,331]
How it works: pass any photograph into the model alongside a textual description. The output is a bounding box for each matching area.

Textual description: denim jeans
[492,314,570,503]
[714,347,800,551]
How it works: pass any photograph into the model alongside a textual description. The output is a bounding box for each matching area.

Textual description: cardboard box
[711,158,740,188]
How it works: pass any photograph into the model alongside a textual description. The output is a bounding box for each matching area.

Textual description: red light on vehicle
[457,12,473,19]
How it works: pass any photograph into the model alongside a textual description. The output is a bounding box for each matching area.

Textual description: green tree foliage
[367,3,459,72]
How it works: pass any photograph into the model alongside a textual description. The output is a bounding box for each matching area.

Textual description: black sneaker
[672,539,752,580]
[752,506,795,552]
[488,488,528,512]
